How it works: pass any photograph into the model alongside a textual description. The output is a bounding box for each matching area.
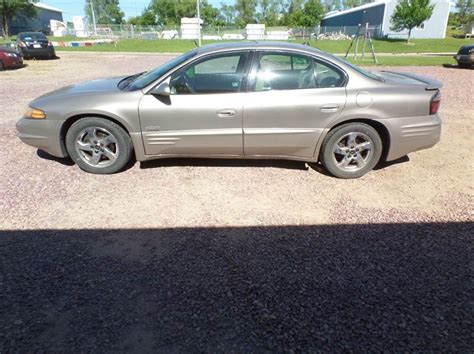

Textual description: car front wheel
[320,122,382,179]
[66,117,133,174]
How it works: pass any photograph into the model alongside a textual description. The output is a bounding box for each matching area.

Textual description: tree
[201,1,226,27]
[85,0,124,25]
[220,3,237,25]
[344,0,362,9]
[0,0,36,37]
[282,0,325,27]
[127,7,157,26]
[235,0,258,26]
[390,0,434,42]
[455,0,474,25]
[148,0,194,26]
[301,0,325,26]
[257,0,283,26]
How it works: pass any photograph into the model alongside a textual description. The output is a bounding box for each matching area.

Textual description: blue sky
[42,0,234,23]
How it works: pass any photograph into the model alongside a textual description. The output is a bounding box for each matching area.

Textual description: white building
[321,0,451,39]
[181,17,203,40]
[246,24,265,40]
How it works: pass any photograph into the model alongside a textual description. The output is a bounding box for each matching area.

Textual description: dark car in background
[454,44,474,68]
[16,32,56,60]
[0,47,23,70]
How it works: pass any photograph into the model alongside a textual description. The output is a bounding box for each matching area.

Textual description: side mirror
[150,81,170,96]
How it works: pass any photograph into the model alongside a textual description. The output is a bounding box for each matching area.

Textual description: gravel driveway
[0,53,472,351]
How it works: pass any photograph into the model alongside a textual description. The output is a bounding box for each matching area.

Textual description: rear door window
[252,52,345,91]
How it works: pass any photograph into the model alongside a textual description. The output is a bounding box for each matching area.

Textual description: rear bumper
[383,114,442,161]
[454,54,474,65]
[20,46,55,58]
[16,118,67,158]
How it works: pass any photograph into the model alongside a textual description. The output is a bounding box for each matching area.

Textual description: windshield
[20,33,47,41]
[323,52,384,82]
[127,50,197,91]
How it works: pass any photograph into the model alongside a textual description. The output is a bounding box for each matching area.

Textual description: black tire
[320,122,382,179]
[0,61,4,71]
[66,117,133,174]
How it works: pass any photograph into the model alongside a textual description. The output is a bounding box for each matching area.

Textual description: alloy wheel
[75,127,119,168]
[332,132,374,172]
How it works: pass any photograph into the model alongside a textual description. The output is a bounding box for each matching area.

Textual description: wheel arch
[317,118,391,162]
[60,113,133,157]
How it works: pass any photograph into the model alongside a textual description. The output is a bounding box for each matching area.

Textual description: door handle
[320,104,340,113]
[217,109,236,118]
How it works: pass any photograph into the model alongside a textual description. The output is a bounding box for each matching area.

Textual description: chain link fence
[59,23,383,40]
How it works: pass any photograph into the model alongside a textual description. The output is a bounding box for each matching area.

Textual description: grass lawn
[48,37,472,54]
[342,55,457,66]
[1,35,469,66]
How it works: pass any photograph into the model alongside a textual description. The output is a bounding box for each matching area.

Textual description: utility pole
[196,0,201,46]
[90,0,97,36]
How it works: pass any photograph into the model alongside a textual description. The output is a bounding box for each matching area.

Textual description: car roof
[196,41,326,57]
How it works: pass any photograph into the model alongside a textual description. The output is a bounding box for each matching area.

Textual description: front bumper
[3,56,23,68]
[383,114,442,161]
[16,118,67,158]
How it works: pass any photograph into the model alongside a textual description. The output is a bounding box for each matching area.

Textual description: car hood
[375,71,442,90]
[0,47,20,55]
[36,76,126,99]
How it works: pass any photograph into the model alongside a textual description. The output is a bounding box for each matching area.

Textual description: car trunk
[24,39,49,50]
[375,71,442,90]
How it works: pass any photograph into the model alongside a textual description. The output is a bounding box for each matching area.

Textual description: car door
[243,51,347,158]
[138,51,251,156]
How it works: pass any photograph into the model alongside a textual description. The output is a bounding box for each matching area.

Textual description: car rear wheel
[66,117,133,174]
[320,122,382,179]
[0,61,4,71]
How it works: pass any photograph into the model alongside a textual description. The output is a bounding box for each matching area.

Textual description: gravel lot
[0,53,473,351]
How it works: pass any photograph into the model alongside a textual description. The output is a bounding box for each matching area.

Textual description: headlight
[24,107,46,119]
[6,53,17,57]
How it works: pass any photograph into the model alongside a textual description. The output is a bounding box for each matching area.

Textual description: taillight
[19,41,26,47]
[430,91,441,115]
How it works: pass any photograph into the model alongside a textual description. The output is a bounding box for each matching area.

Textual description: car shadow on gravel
[37,150,74,166]
[140,158,310,171]
[0,222,472,352]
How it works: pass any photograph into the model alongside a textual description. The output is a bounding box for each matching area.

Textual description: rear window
[323,52,383,82]
[20,33,47,41]
[458,45,474,55]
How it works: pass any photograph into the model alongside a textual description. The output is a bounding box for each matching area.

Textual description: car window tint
[255,53,314,92]
[254,52,344,91]
[192,56,241,74]
[170,52,249,95]
[313,60,345,88]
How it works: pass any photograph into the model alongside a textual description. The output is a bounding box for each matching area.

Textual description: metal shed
[321,0,451,39]
[5,2,63,35]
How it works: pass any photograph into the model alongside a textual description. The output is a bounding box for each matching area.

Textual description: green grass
[49,37,473,54]
[1,34,469,66]
[342,55,457,66]
[306,37,473,54]
[2,35,471,53]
